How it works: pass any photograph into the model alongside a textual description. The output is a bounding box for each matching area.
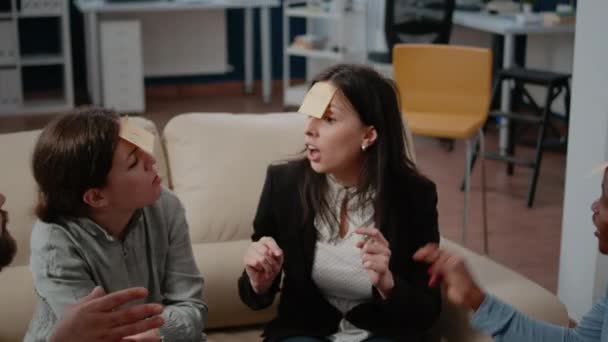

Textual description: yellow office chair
[393,44,491,253]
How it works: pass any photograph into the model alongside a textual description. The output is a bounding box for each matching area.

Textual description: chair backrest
[385,0,455,49]
[393,44,492,119]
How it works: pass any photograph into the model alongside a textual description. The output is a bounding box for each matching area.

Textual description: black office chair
[368,0,456,64]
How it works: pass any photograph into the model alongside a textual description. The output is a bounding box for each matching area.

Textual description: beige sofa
[0,112,569,341]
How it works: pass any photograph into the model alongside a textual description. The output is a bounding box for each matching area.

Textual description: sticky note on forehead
[119,117,154,156]
[298,82,337,118]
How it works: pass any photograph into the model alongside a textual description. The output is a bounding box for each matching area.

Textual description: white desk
[453,10,575,153]
[74,0,280,105]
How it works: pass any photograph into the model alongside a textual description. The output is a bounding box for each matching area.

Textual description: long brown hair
[298,64,425,233]
[32,108,120,223]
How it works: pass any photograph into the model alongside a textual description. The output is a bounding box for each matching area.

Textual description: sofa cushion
[435,238,569,342]
[192,240,277,329]
[163,112,306,244]
[0,116,168,266]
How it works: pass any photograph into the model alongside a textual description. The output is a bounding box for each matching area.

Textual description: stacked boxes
[101,20,145,113]
[0,69,21,109]
[0,21,16,66]
[0,19,19,110]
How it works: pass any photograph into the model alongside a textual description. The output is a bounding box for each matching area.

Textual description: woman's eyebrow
[126,146,138,161]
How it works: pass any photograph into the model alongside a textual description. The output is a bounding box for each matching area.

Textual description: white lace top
[311,176,376,341]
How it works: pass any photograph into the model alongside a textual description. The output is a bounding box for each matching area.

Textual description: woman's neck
[329,157,364,188]
[89,207,136,240]
[330,168,360,188]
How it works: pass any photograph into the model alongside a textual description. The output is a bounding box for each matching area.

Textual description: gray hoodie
[25,187,207,341]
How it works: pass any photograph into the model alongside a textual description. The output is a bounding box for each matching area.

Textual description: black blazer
[238,161,441,341]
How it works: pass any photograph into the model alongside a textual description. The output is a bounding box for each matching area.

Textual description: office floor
[0,84,569,294]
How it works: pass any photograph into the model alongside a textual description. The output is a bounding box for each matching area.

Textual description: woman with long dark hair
[239,64,441,341]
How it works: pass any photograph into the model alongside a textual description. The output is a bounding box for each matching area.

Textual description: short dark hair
[298,64,425,231]
[32,108,120,223]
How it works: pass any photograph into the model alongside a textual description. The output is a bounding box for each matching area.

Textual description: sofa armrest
[0,265,36,342]
[192,240,278,329]
[434,238,569,342]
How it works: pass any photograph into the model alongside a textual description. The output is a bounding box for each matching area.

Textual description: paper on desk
[119,116,155,156]
[298,82,337,119]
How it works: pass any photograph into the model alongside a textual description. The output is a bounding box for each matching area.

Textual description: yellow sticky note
[119,117,155,156]
[298,82,337,118]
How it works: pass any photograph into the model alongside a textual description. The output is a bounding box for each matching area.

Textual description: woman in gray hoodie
[24,108,207,342]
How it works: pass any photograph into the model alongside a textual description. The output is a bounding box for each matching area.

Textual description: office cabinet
[101,20,145,113]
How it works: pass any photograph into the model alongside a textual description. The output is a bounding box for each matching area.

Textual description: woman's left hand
[356,227,394,299]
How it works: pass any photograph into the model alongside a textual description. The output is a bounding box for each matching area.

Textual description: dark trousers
[279,337,394,342]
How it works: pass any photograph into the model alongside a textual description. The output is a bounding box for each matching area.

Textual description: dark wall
[66,1,306,99]
[535,0,575,11]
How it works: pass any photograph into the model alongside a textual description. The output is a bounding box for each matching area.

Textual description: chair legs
[462,138,472,245]
[526,85,552,207]
[479,129,488,254]
[462,130,489,254]
[506,118,516,175]
[460,129,484,191]
[463,81,566,208]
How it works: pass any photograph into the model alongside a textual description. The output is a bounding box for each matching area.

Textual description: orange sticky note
[298,82,337,118]
[119,117,154,156]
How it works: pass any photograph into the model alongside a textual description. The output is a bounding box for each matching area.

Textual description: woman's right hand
[413,243,486,311]
[244,236,284,294]
[49,287,164,342]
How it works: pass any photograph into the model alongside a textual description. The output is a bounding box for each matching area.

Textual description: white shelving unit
[0,0,73,115]
[282,0,367,107]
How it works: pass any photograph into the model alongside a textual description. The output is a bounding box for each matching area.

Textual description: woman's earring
[361,144,367,151]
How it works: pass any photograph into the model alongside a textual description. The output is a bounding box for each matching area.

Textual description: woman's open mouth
[306,144,321,163]
[152,174,161,185]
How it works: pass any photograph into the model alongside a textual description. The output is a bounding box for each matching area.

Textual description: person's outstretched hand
[413,243,486,310]
[50,287,164,342]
